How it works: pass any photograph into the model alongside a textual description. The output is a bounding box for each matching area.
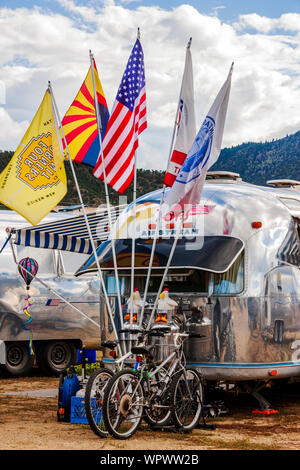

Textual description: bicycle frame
[134,332,191,407]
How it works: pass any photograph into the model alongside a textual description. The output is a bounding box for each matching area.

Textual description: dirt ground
[0,371,300,452]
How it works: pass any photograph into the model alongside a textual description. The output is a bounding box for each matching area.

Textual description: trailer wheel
[4,342,34,377]
[36,341,77,376]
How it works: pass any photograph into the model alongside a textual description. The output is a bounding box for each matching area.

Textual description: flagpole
[129,27,141,330]
[48,81,123,356]
[149,62,234,329]
[166,37,192,170]
[89,51,126,345]
[130,148,137,324]
[146,217,184,329]
[139,38,192,328]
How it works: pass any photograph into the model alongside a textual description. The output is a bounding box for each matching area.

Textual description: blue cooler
[77,349,97,364]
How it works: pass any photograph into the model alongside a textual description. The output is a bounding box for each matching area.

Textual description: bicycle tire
[169,367,203,432]
[102,369,144,440]
[143,367,172,427]
[85,367,114,438]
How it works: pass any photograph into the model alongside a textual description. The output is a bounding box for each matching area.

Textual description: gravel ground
[0,372,300,452]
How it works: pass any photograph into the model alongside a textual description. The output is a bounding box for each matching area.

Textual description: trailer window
[277,220,300,266]
[107,275,126,295]
[269,266,297,296]
[119,269,210,295]
[213,252,244,294]
[60,251,90,274]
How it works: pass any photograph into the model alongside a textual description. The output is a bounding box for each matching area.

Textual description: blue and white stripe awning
[11,205,126,255]
[277,222,300,266]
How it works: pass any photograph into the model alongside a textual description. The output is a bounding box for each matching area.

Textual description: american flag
[46,299,60,306]
[93,37,147,194]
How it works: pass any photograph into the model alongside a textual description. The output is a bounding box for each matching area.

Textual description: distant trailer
[0,205,125,376]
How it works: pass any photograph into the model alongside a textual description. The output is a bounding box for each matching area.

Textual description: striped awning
[11,205,126,255]
[277,221,300,266]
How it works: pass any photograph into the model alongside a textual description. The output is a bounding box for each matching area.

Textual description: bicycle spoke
[85,368,114,438]
[170,368,203,431]
[103,370,144,439]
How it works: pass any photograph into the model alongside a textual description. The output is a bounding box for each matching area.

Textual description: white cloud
[234,14,276,33]
[235,13,300,33]
[0,107,28,151]
[211,5,226,18]
[1,3,300,171]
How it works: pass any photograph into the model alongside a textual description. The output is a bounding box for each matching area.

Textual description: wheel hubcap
[8,346,23,366]
[120,394,132,416]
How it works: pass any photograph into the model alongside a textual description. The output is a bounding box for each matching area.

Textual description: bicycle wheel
[170,367,203,432]
[103,369,144,440]
[144,367,172,427]
[85,367,114,438]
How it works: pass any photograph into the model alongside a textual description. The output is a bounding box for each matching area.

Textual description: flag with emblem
[61,59,110,167]
[164,40,196,187]
[93,36,147,194]
[164,63,233,212]
[0,87,67,225]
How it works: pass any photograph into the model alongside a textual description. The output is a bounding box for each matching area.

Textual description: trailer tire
[4,341,34,377]
[36,341,77,376]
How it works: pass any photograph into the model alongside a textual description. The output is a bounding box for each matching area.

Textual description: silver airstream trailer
[0,208,101,376]
[76,171,300,405]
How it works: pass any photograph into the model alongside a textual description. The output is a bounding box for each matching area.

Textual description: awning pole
[48,82,123,356]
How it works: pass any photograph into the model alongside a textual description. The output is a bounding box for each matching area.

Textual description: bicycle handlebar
[118,328,204,340]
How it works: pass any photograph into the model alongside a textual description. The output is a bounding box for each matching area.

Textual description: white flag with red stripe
[93,37,147,194]
[164,63,233,213]
[164,43,196,187]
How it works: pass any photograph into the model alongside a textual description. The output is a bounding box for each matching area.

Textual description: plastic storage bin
[76,349,97,364]
[70,396,103,424]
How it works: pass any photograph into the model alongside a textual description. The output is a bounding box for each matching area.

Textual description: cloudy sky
[1,0,300,170]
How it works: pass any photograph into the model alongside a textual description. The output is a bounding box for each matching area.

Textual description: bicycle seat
[119,327,144,334]
[150,325,171,336]
[131,344,154,356]
[101,340,118,350]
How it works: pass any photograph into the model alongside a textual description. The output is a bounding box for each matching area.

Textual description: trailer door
[265,266,298,341]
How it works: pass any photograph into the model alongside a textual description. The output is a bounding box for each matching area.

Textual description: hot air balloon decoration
[18,257,39,355]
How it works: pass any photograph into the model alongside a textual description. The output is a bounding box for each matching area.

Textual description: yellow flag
[0,88,67,225]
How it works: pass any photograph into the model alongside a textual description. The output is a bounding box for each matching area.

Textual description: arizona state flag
[61,59,109,167]
[0,88,67,225]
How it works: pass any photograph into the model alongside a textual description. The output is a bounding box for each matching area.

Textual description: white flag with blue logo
[164,63,233,212]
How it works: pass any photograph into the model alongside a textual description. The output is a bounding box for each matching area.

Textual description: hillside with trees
[0,129,300,208]
[210,130,300,186]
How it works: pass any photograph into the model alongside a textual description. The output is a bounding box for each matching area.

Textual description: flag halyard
[93,37,147,194]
